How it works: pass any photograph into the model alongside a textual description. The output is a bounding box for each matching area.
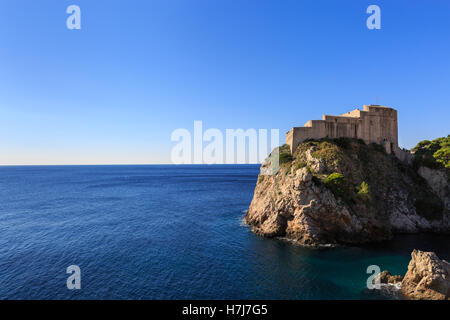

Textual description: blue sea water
[0,165,449,300]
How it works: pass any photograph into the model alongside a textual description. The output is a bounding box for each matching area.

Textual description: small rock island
[245,105,450,246]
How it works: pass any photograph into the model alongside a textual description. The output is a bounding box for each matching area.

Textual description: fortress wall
[288,127,313,153]
[360,107,398,146]
[286,105,399,155]
[323,116,360,140]
[286,129,294,153]
[340,109,362,118]
[394,147,413,165]
[359,111,374,143]
[308,120,327,140]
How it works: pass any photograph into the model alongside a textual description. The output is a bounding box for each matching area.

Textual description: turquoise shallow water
[0,165,448,299]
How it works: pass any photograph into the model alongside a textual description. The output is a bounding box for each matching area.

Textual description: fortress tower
[286,105,399,155]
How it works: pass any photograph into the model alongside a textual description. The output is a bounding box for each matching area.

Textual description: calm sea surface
[0,165,449,300]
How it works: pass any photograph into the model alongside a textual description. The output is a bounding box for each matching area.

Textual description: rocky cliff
[245,139,450,246]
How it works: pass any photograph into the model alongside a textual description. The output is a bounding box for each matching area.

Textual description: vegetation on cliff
[412,135,450,170]
[324,173,351,203]
[278,144,294,164]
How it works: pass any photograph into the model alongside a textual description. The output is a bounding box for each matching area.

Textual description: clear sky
[1,0,449,165]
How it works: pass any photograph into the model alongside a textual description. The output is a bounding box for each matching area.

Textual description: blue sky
[1,0,449,164]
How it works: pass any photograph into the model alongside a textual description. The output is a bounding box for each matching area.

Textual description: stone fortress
[286,105,409,161]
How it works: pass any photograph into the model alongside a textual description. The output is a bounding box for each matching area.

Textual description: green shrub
[278,144,294,164]
[434,147,450,169]
[357,181,371,201]
[311,141,343,164]
[293,161,307,171]
[412,140,431,152]
[279,153,294,164]
[324,173,350,201]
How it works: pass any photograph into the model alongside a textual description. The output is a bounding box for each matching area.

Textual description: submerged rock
[374,271,403,284]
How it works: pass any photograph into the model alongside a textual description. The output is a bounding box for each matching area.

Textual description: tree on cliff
[412,135,450,170]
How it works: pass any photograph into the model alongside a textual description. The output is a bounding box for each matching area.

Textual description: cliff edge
[245,138,450,247]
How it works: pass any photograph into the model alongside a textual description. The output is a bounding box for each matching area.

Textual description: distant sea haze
[0,165,449,299]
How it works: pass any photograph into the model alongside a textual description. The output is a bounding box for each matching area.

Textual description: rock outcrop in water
[245,138,450,246]
[374,271,403,285]
[373,250,450,300]
[401,250,450,300]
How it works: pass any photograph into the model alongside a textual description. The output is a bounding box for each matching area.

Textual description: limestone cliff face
[417,166,450,214]
[245,139,450,246]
